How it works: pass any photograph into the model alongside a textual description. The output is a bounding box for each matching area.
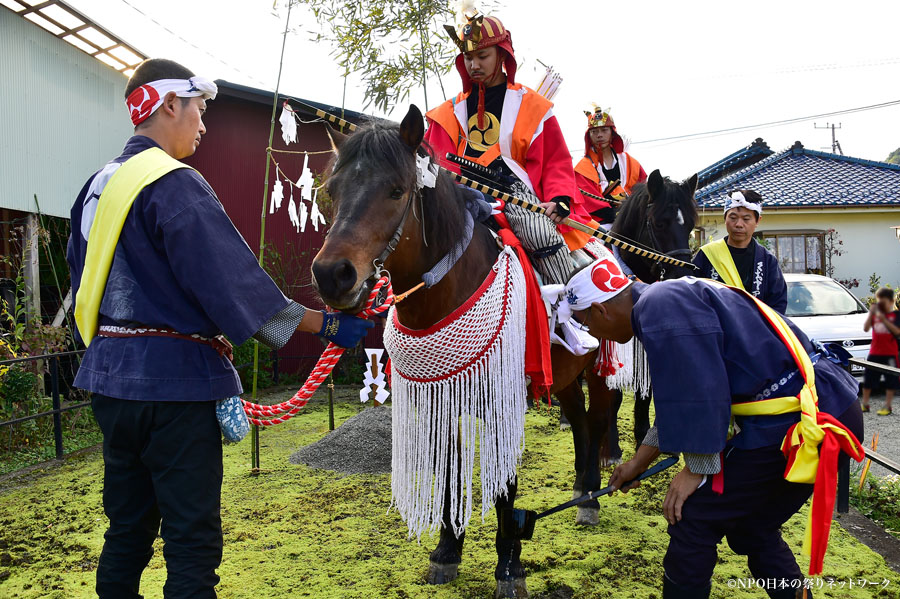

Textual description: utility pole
[814,122,843,155]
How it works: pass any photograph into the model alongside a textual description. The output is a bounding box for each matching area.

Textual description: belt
[97,325,234,361]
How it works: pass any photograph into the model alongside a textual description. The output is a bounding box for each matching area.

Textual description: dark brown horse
[312,105,621,598]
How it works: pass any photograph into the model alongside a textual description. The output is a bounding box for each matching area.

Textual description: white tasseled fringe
[605,337,651,398]
[386,248,528,540]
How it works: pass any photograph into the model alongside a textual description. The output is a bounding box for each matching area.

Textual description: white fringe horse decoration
[385,247,528,539]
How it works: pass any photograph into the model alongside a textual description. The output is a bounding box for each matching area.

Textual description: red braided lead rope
[241,277,393,426]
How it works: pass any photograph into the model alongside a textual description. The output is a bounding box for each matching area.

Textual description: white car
[784,273,870,379]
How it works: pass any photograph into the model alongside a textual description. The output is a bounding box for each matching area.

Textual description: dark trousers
[92,395,223,599]
[663,404,863,598]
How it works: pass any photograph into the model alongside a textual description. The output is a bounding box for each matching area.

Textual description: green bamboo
[252,0,294,475]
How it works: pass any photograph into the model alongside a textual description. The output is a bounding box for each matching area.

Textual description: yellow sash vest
[699,238,744,290]
[74,147,191,346]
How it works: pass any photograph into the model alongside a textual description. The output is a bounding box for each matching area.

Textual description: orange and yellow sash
[714,281,864,575]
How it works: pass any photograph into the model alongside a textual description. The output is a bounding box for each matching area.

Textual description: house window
[760,232,824,275]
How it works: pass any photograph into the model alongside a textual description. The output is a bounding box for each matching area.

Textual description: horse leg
[605,390,624,465]
[579,369,616,526]
[494,478,528,599]
[427,452,464,584]
[633,385,653,449]
[556,379,590,499]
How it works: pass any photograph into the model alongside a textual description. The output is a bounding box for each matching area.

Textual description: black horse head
[611,170,698,282]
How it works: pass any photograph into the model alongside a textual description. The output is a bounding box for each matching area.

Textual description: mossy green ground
[0,388,897,598]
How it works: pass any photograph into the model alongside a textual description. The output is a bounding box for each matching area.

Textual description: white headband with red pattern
[125,77,217,126]
[544,247,631,324]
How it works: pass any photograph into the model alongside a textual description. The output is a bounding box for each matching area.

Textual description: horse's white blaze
[677,209,685,226]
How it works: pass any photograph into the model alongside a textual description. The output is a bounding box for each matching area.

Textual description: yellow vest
[74,147,191,346]
[699,238,744,290]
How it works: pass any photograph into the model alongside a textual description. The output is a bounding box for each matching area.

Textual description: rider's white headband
[125,77,218,126]
[724,191,762,217]
[544,247,631,325]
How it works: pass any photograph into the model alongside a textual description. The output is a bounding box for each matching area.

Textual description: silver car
[784,273,870,379]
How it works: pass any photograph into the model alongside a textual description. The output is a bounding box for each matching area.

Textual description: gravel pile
[290,405,392,474]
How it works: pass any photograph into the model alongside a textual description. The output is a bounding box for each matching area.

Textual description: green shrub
[852,474,900,539]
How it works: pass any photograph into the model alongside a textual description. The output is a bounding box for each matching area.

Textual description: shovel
[498,455,680,541]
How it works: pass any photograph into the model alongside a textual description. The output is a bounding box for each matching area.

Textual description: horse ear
[399,105,425,151]
[647,169,665,200]
[325,122,348,154]
[682,173,699,196]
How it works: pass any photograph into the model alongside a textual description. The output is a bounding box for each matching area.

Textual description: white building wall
[699,208,900,297]
[0,8,134,219]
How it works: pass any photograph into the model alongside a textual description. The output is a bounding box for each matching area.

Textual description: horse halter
[640,202,695,280]
[372,188,417,282]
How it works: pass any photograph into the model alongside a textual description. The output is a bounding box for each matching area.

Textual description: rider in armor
[424,6,598,354]
[574,105,647,224]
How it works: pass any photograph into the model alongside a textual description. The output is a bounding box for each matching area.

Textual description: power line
[115,0,270,87]
[631,99,900,146]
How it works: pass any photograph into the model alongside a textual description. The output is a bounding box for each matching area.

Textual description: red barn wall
[184,93,383,375]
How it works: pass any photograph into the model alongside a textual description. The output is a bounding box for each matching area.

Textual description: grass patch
[853,472,900,540]
[0,390,897,598]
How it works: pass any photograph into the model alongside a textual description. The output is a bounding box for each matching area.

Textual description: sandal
[877,408,893,416]
[861,404,870,413]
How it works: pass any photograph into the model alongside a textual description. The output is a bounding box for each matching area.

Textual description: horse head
[611,169,698,282]
[312,105,470,314]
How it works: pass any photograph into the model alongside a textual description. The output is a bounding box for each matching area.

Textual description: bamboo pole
[251,0,294,475]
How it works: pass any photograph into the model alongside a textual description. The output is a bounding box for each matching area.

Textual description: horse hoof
[427,561,459,585]
[559,422,571,431]
[576,506,600,526]
[495,578,529,598]
[601,456,622,467]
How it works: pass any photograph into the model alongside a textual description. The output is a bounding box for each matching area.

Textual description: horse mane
[328,120,469,262]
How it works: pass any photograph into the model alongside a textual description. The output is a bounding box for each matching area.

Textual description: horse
[312,105,624,598]
[601,172,699,459]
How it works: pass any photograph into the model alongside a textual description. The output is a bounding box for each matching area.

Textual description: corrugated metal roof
[2,0,146,76]
[696,141,900,209]
[0,6,134,218]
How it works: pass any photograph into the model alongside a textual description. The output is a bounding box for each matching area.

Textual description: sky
[67,0,900,180]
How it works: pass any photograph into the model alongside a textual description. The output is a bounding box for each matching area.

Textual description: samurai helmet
[584,103,624,155]
[444,1,511,53]
[585,104,615,130]
[444,2,517,94]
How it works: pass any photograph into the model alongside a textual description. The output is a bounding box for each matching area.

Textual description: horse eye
[390,188,405,200]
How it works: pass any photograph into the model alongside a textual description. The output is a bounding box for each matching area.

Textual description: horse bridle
[639,202,695,280]
[372,188,417,282]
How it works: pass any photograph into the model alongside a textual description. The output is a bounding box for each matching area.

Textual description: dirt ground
[0,388,898,599]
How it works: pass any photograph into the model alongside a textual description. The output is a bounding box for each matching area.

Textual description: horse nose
[313,258,359,301]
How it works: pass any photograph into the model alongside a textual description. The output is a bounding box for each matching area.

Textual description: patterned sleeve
[253,301,307,350]
[640,426,721,475]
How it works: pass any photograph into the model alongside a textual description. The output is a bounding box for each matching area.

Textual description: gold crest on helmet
[585,104,613,129]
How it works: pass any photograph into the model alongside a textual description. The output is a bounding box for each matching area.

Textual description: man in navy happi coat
[559,253,863,598]
[68,58,373,599]
[693,189,787,313]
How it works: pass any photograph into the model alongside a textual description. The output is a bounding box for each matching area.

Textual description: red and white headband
[546,246,631,324]
[125,77,217,126]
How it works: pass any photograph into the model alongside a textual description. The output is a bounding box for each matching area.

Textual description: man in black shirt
[693,190,787,313]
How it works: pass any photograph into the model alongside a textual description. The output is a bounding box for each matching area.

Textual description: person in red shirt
[862,286,899,415]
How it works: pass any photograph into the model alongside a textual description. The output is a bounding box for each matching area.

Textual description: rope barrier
[241,276,394,426]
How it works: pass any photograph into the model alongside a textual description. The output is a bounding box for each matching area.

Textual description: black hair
[733,189,763,221]
[124,58,195,98]
[876,286,895,302]
[124,59,195,128]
